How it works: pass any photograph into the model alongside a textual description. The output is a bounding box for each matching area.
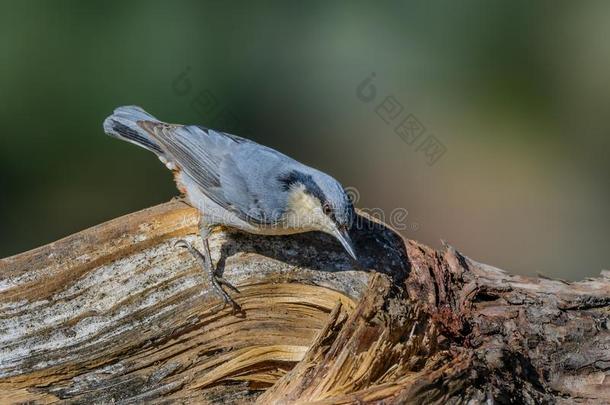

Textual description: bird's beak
[333,226,358,262]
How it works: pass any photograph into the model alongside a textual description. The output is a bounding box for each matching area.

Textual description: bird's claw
[174,238,242,314]
[174,239,191,250]
[217,276,241,294]
[210,274,242,314]
[223,294,244,314]
[211,297,243,315]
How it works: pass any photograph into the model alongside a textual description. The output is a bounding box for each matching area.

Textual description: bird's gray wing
[218,142,295,223]
[147,124,291,225]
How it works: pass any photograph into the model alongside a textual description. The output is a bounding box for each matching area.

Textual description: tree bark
[0,200,608,404]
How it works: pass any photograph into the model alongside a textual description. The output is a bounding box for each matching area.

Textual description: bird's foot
[174,239,243,314]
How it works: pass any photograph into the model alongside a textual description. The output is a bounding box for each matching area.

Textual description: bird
[103,105,357,312]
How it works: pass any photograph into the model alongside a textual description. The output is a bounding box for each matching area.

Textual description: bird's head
[279,169,357,261]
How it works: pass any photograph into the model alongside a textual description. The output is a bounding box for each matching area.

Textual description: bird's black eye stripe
[323,202,332,215]
[322,201,338,222]
[278,170,328,204]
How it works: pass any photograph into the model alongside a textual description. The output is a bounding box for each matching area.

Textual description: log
[0,200,608,404]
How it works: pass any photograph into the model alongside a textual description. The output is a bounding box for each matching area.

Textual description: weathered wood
[1,200,608,404]
[0,201,367,404]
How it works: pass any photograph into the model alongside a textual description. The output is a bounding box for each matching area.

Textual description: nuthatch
[103,106,357,311]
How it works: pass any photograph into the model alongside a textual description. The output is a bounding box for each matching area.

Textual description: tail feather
[103,106,164,155]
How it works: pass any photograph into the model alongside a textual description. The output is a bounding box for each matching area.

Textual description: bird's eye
[322,202,333,215]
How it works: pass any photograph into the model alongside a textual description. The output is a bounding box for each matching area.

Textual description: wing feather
[145,124,290,225]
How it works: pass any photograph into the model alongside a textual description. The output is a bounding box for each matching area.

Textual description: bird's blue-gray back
[150,125,299,224]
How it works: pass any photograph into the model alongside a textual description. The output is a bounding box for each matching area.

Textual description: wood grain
[0,200,366,403]
[1,200,608,404]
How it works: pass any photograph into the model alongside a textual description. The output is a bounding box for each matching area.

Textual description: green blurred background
[0,1,608,280]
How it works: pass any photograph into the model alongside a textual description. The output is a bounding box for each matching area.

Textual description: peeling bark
[0,200,608,404]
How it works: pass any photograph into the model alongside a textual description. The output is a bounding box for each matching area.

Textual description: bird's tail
[103,106,164,155]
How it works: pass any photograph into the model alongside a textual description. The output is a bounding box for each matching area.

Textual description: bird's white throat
[284,184,336,234]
